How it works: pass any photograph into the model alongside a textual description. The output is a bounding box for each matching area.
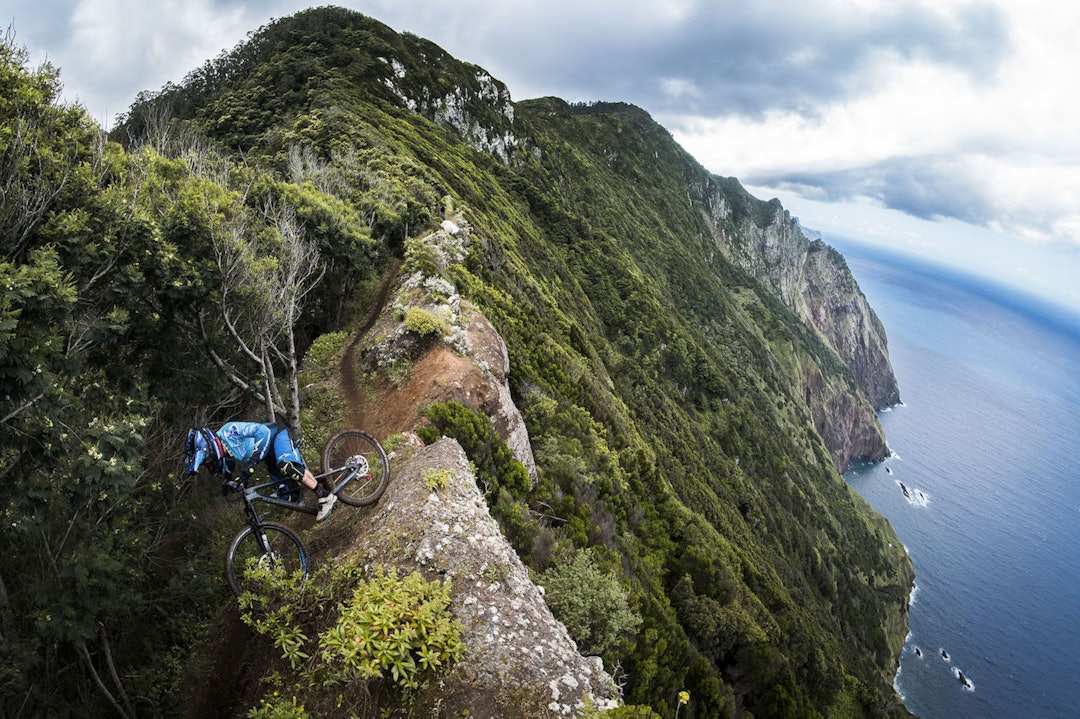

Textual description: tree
[0,33,223,716]
[207,195,324,433]
[539,548,642,657]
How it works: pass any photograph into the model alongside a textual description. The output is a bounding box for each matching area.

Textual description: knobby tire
[225,521,309,597]
[321,429,389,507]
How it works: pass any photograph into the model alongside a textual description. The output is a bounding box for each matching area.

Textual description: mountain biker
[184,422,337,521]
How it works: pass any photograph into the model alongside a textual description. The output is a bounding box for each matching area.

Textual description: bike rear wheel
[321,429,390,507]
[225,521,309,597]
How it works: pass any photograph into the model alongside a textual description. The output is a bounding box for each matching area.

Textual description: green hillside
[0,8,912,717]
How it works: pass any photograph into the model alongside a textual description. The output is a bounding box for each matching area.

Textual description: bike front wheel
[321,429,390,507]
[225,521,309,597]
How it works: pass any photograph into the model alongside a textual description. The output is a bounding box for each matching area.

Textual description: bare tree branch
[75,640,133,719]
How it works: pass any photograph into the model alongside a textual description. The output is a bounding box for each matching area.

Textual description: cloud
[433,1,1009,117]
[758,156,993,224]
[7,0,1079,259]
[8,0,259,125]
[663,0,1080,249]
[755,150,1080,247]
[8,1,1012,124]
[68,0,254,120]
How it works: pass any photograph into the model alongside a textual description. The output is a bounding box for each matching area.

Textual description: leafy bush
[300,330,349,383]
[422,467,454,492]
[539,548,641,657]
[237,564,313,670]
[419,402,540,555]
[238,561,464,712]
[403,306,447,338]
[247,695,311,719]
[419,401,530,496]
[403,234,442,276]
[319,567,464,689]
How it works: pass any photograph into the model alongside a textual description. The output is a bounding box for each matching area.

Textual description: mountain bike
[223,429,389,596]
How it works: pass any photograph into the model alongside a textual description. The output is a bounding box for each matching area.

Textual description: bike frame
[235,463,362,521]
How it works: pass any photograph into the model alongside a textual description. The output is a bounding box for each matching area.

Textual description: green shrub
[539,548,641,657]
[404,306,447,338]
[238,561,464,708]
[420,401,539,556]
[421,401,530,496]
[237,564,313,670]
[300,330,349,382]
[380,432,415,463]
[319,566,464,689]
[247,695,311,719]
[403,234,441,276]
[422,467,454,492]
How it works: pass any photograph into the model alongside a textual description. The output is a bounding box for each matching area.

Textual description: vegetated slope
[114,7,913,717]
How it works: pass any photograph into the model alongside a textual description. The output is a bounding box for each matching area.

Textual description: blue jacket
[216,422,303,466]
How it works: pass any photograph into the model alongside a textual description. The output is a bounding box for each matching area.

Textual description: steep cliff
[701,182,899,469]
[348,437,619,717]
[348,215,537,480]
[708,195,900,410]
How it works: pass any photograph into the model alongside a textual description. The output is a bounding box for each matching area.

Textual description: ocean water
[833,240,1080,719]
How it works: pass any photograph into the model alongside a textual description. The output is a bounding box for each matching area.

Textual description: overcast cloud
[7,0,1080,313]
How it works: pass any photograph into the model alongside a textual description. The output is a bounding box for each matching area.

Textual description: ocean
[831,240,1080,719]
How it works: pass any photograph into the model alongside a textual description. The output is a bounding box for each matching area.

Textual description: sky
[7,0,1080,317]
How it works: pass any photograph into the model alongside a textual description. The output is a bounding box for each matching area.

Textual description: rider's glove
[237,464,256,484]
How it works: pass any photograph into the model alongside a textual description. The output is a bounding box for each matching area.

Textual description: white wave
[953,667,975,692]
[909,582,920,605]
[896,480,930,507]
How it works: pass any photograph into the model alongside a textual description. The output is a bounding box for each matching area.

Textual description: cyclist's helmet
[185,427,225,475]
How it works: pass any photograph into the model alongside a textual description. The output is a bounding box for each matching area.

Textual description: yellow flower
[678,690,690,705]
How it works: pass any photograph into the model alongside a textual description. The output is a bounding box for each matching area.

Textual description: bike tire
[225,521,309,597]
[321,429,390,507]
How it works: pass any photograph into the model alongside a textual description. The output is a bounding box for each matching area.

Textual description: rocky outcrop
[349,437,619,717]
[379,56,519,163]
[712,199,898,409]
[796,231,900,410]
[338,221,619,714]
[801,358,889,468]
[702,186,899,469]
[352,213,537,481]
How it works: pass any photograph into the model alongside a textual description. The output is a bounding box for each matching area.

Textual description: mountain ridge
[121,8,912,714]
[0,8,913,717]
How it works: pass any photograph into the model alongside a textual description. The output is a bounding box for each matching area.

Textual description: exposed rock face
[802,359,890,468]
[702,189,899,469]
[380,57,519,163]
[353,216,537,481]
[350,438,619,717]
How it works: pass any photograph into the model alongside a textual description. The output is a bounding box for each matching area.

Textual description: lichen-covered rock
[353,217,537,480]
[351,438,619,717]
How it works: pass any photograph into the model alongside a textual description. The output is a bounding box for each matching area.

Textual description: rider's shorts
[276,460,305,484]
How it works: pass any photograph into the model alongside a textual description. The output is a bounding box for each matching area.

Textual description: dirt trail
[340,258,402,429]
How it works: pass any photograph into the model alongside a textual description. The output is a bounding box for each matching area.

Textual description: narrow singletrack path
[340,258,402,430]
